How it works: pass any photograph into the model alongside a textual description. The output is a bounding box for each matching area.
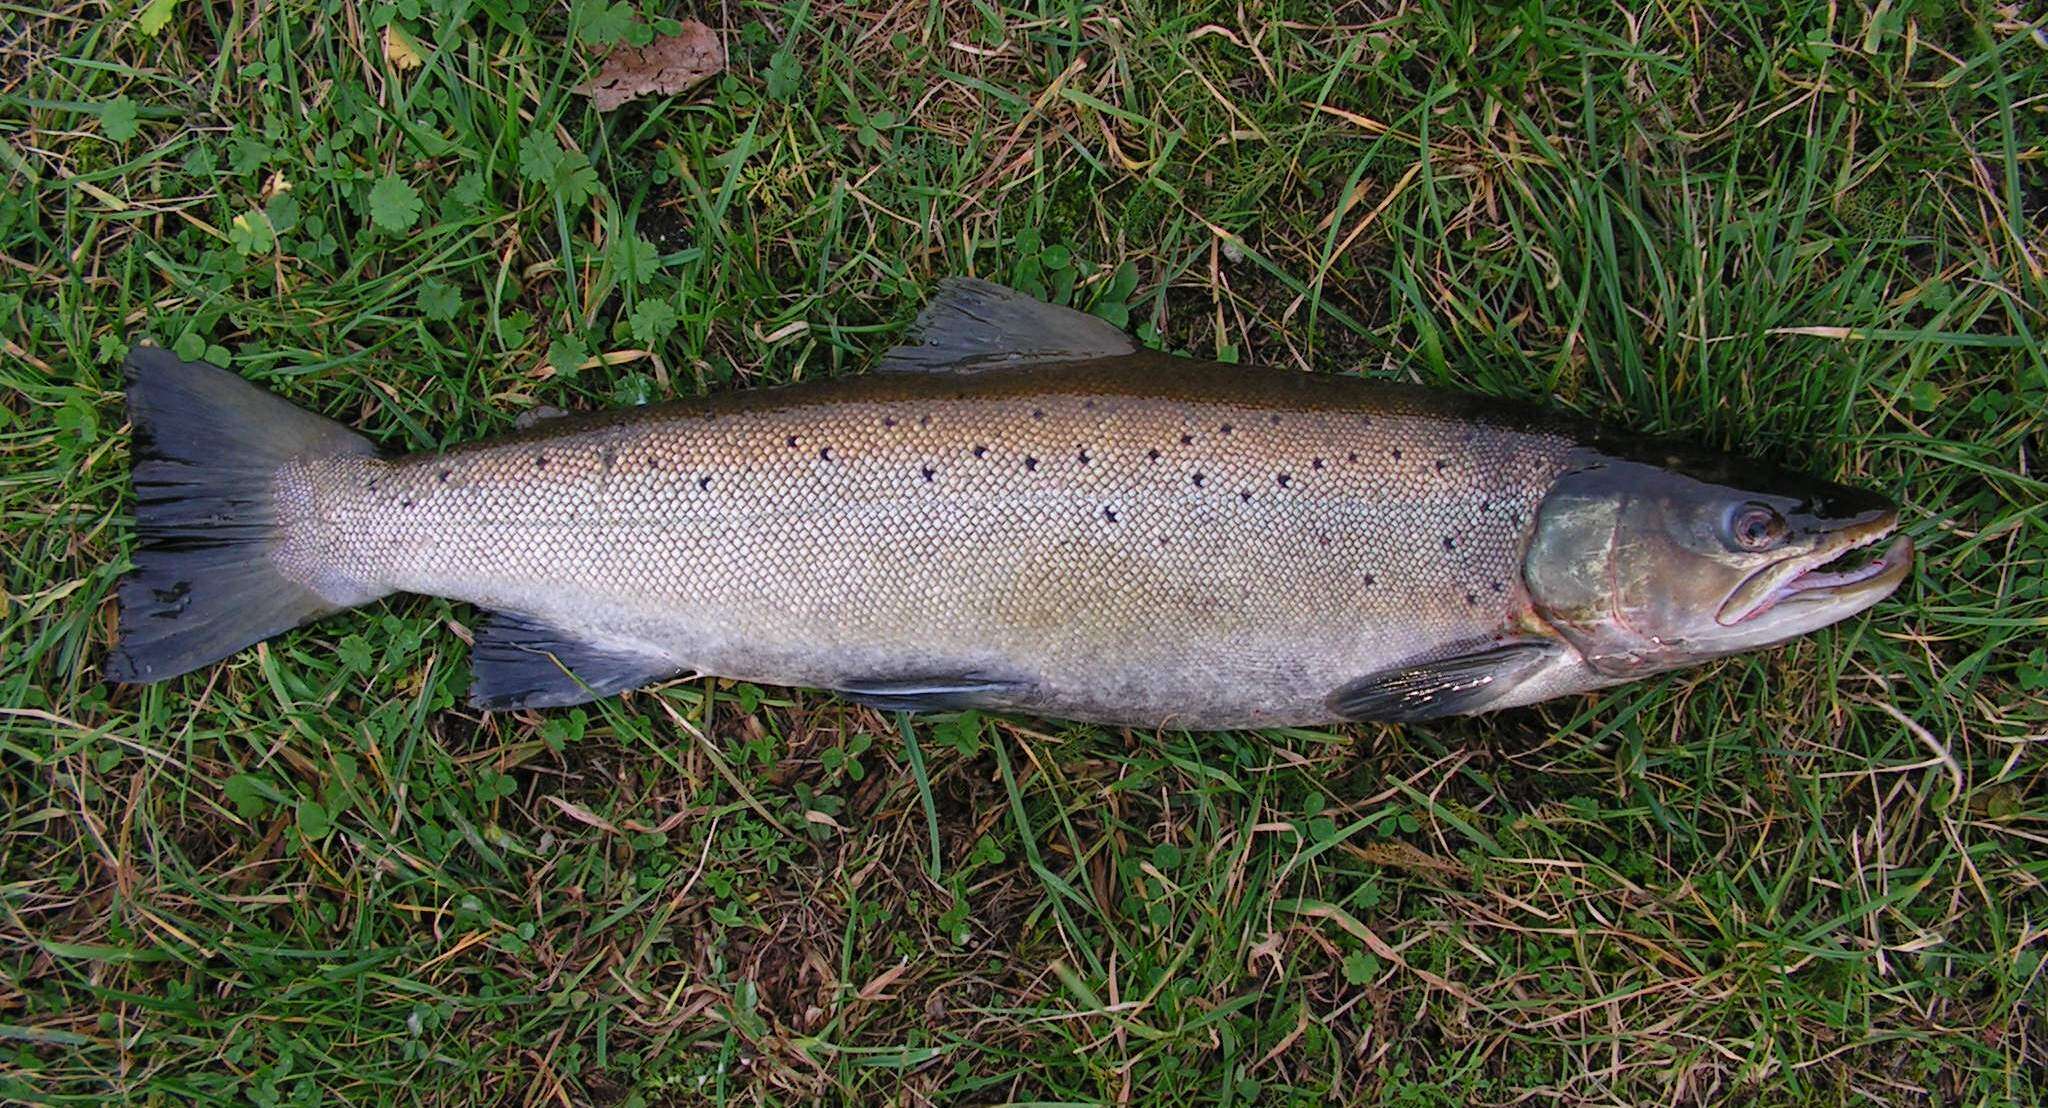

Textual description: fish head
[1522,448,1911,678]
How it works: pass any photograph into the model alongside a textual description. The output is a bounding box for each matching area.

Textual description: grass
[3,0,2046,1103]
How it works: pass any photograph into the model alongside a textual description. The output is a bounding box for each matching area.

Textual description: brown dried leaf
[855,958,911,1001]
[383,24,423,71]
[574,20,724,111]
[543,795,622,836]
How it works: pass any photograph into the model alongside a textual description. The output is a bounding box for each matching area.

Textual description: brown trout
[107,279,1912,728]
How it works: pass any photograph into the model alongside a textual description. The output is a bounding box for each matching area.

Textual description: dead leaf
[543,795,622,836]
[383,24,424,71]
[855,958,911,1001]
[1345,839,1470,881]
[574,21,724,111]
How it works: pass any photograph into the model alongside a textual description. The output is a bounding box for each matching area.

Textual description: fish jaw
[1716,512,1909,628]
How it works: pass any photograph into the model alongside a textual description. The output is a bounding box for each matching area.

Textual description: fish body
[108,280,1912,728]
[281,359,1577,728]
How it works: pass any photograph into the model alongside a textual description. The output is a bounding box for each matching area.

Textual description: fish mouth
[1717,515,1913,627]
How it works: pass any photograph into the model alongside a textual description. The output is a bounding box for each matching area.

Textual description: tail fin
[106,346,378,685]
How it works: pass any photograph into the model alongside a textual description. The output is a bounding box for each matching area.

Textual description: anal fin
[832,673,1028,714]
[1328,641,1560,723]
[468,610,682,711]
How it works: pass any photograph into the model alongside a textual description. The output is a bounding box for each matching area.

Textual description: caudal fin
[106,346,378,685]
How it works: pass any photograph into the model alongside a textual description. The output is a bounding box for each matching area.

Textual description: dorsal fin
[877,278,1136,373]
[512,404,570,430]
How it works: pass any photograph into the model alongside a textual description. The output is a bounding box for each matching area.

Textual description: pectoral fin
[468,611,683,711]
[1328,641,1561,722]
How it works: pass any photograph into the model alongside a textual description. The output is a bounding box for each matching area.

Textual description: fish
[104,278,1913,729]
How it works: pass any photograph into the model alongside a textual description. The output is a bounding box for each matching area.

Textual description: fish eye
[1728,503,1787,551]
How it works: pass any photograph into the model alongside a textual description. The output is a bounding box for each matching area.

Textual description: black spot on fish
[151,580,191,612]
[786,435,800,448]
[1435,459,1448,472]
[1491,581,1505,593]
[1269,414,1282,425]
[1443,536,1456,551]
[534,454,547,469]
[1158,536,1171,547]
[401,497,413,508]
[1311,457,1324,470]
[1276,473,1292,488]
[438,470,450,483]
[1391,448,1402,461]
[366,477,378,490]
[1102,506,1118,522]
[698,475,713,490]
[1032,408,1045,420]
[1192,472,1207,488]
[1146,448,1161,461]
[1466,592,1478,605]
[1479,499,1491,513]
[1219,423,1234,435]
[1083,399,1097,410]
[921,465,936,482]
[1076,447,1090,465]
[883,416,897,428]
[1362,574,1376,587]
[1346,451,1359,463]
[972,445,988,459]
[919,415,932,427]
[819,447,833,461]
[1238,490,1252,503]
[1025,456,1039,472]
[1180,433,1195,446]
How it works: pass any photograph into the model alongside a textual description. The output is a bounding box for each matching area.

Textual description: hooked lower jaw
[1718,519,1913,627]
